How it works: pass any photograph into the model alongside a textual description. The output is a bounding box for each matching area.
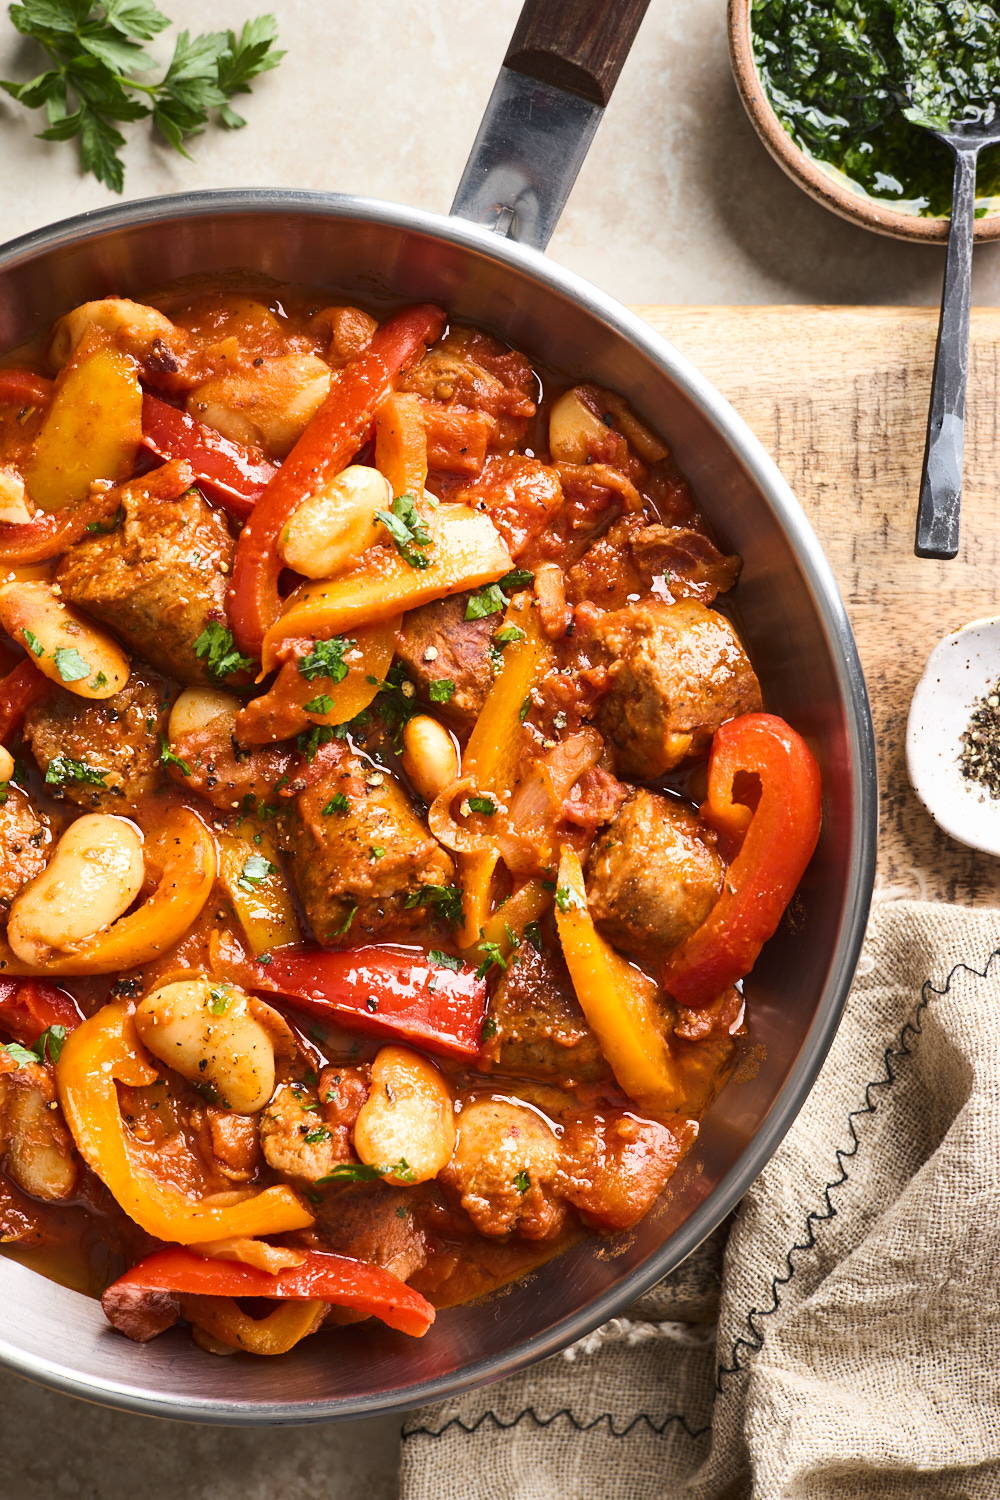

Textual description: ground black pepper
[959,677,1000,795]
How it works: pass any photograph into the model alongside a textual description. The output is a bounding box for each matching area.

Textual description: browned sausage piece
[584,599,762,777]
[394,593,495,729]
[482,941,608,1085]
[165,717,292,817]
[23,667,173,814]
[287,756,455,947]
[0,788,49,904]
[585,789,723,960]
[55,461,235,687]
[557,1112,692,1232]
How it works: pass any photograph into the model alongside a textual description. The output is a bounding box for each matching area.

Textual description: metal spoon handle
[915,143,979,559]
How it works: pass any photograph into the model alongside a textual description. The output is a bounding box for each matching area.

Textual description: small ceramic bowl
[907,616,1000,854]
[728,0,1000,245]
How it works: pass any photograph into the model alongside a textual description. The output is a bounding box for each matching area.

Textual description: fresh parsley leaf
[93,670,108,688]
[555,884,586,914]
[159,733,191,776]
[465,583,508,620]
[2,4,284,191]
[330,904,357,937]
[513,1169,530,1194]
[207,984,232,1016]
[467,795,496,816]
[45,754,107,788]
[498,569,533,590]
[524,919,543,952]
[405,883,464,929]
[519,694,532,723]
[21,628,43,657]
[3,1040,39,1068]
[370,845,385,860]
[316,1157,415,1186]
[297,636,354,684]
[367,661,418,748]
[428,949,463,972]
[296,722,338,762]
[236,853,275,892]
[493,625,525,648]
[85,504,123,533]
[53,645,91,682]
[321,792,350,816]
[480,1015,497,1039]
[428,678,455,704]
[194,621,253,681]
[303,693,334,715]
[303,1125,331,1145]
[374,492,432,569]
[34,1023,68,1064]
[475,938,507,980]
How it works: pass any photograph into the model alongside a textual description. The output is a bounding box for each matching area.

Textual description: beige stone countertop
[0,1,997,1497]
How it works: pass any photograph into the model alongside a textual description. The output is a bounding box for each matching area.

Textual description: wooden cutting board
[632,305,1000,907]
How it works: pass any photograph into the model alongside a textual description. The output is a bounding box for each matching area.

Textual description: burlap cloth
[398,898,1000,1498]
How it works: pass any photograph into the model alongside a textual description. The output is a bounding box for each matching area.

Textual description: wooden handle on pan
[504,0,653,107]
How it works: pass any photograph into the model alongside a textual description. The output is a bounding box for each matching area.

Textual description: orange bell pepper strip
[56,1003,314,1243]
[235,618,400,744]
[554,845,681,1116]
[261,505,511,672]
[107,1246,435,1338]
[0,804,217,976]
[228,303,446,659]
[183,1296,328,1354]
[141,393,277,520]
[0,657,52,741]
[375,390,428,497]
[478,877,552,959]
[455,595,553,944]
[660,712,822,1008]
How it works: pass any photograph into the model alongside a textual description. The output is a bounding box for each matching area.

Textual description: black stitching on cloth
[402,1406,710,1443]
[715,945,1000,1391]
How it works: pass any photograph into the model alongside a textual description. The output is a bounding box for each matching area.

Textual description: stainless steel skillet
[0,0,877,1424]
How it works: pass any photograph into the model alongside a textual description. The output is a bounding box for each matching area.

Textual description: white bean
[48,298,182,369]
[0,580,129,699]
[401,715,460,805]
[0,468,32,527]
[353,1045,456,1184]
[134,979,279,1114]
[548,388,612,464]
[7,814,144,965]
[168,686,241,741]
[0,746,13,785]
[279,465,393,579]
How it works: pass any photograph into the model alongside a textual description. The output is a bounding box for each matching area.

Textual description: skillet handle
[505,0,652,106]
[451,0,652,250]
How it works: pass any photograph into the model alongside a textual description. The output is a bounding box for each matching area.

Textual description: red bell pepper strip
[0,486,123,565]
[141,394,278,520]
[0,657,52,741]
[0,369,52,408]
[247,944,487,1061]
[0,978,83,1047]
[107,1246,435,1337]
[228,302,446,658]
[660,713,822,1009]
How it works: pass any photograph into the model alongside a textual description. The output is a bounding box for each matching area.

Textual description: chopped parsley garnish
[475,938,507,980]
[236,853,276,892]
[493,625,525,648]
[296,722,338,762]
[93,671,108,688]
[303,693,334,715]
[21,628,43,657]
[316,1157,415,1185]
[53,646,91,682]
[480,1015,497,1040]
[45,754,108,788]
[555,884,586,914]
[519,695,532,723]
[297,636,355,684]
[428,678,456,704]
[405,883,464,929]
[428,949,463,972]
[303,1126,331,1145]
[207,984,232,1016]
[331,904,357,937]
[465,582,509,620]
[467,795,496,816]
[3,1024,68,1068]
[3,1041,39,1068]
[85,505,123,534]
[370,845,385,860]
[322,792,350,816]
[513,1169,530,1194]
[159,734,191,776]
[194,621,254,681]
[374,492,432,569]
[369,661,418,746]
[498,569,534,590]
[524,919,543,952]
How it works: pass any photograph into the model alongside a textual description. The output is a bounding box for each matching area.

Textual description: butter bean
[279,465,393,579]
[401,715,460,805]
[7,814,144,965]
[168,686,241,741]
[134,979,280,1115]
[353,1045,456,1185]
[49,298,182,370]
[0,580,129,699]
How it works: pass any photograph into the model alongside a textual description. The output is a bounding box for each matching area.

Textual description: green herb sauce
[751,0,1000,217]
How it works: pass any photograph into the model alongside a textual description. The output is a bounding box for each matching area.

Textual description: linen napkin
[399,898,1000,1499]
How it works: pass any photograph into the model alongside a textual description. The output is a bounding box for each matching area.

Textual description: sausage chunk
[0,788,49,905]
[313,1181,427,1282]
[55,461,235,687]
[441,1097,567,1240]
[584,600,761,777]
[566,514,741,610]
[394,593,495,729]
[586,789,723,960]
[166,717,292,816]
[482,941,607,1084]
[287,757,455,947]
[259,1080,349,1183]
[557,1112,690,1232]
[23,668,173,814]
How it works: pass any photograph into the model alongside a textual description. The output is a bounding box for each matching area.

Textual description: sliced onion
[427,777,496,856]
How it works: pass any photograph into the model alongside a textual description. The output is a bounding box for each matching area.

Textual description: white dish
[907,615,1000,855]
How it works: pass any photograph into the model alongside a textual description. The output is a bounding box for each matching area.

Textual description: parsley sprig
[194,620,254,682]
[375,493,432,570]
[1,2,285,193]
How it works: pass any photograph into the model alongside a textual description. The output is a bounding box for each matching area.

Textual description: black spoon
[914,117,1000,559]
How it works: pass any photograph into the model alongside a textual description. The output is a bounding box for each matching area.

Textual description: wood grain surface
[633,305,1000,906]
